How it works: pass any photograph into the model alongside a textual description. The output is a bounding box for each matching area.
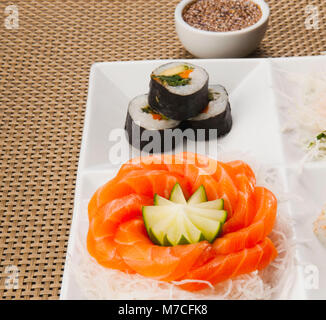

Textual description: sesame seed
[182,0,262,32]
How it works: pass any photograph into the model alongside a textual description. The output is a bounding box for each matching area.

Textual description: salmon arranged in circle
[87,152,278,291]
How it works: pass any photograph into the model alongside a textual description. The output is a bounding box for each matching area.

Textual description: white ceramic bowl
[175,0,270,58]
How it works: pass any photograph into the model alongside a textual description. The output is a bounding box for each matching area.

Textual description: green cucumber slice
[183,215,204,243]
[143,204,206,246]
[164,212,204,246]
[143,182,226,246]
[169,183,187,204]
[143,206,174,225]
[193,199,224,210]
[165,212,191,245]
[151,216,177,245]
[146,227,159,245]
[143,206,174,244]
[186,207,227,223]
[163,233,190,246]
[154,194,173,206]
[187,214,222,243]
[187,185,207,205]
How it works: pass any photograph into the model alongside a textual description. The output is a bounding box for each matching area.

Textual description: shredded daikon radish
[66,155,296,300]
[273,67,326,162]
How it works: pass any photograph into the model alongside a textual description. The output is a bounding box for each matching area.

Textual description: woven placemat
[0,0,325,300]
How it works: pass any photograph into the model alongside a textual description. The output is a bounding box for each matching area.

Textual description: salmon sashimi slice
[174,152,218,175]
[182,153,239,215]
[222,174,256,234]
[188,246,216,270]
[224,160,256,189]
[117,154,173,178]
[114,218,210,281]
[88,169,190,220]
[89,194,153,240]
[179,237,277,291]
[87,195,150,272]
[88,176,123,220]
[87,228,135,273]
[213,187,277,254]
[175,153,239,211]
[212,165,238,216]
[117,169,191,200]
[191,174,220,200]
[88,159,171,220]
[120,153,205,193]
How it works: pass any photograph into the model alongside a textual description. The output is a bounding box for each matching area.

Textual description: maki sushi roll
[148,62,209,121]
[125,94,181,152]
[184,85,232,141]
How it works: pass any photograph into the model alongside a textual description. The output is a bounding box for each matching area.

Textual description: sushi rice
[189,85,229,121]
[185,85,232,140]
[128,94,180,130]
[125,94,181,152]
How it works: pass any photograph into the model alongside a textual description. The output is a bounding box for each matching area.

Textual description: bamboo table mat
[0,0,325,300]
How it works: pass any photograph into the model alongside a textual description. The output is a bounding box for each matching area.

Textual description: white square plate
[60,57,326,300]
